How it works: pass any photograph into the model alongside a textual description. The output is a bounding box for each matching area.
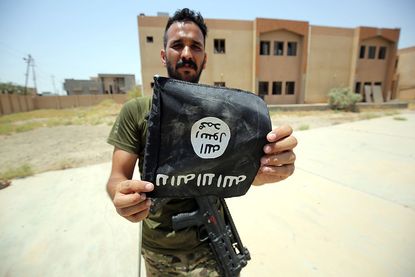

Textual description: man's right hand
[113,180,154,223]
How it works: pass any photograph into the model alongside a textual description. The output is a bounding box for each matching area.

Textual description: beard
[166,57,205,84]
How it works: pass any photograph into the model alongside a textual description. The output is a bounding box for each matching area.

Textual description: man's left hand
[253,125,297,186]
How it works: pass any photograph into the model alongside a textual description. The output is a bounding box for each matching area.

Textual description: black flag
[143,76,271,198]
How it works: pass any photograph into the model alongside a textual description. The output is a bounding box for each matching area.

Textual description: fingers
[264,135,297,154]
[266,124,293,142]
[118,198,152,216]
[118,180,154,194]
[116,198,152,222]
[114,180,153,209]
[113,180,154,222]
[252,163,295,186]
[260,164,295,177]
[261,151,296,166]
[113,191,145,209]
[255,124,297,186]
[264,125,297,155]
[258,150,296,182]
[125,209,151,223]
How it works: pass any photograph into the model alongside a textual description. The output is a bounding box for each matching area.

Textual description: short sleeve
[107,97,150,155]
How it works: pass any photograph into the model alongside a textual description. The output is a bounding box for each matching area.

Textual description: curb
[268,101,409,112]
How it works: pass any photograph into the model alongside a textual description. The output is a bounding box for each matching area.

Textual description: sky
[0,0,414,95]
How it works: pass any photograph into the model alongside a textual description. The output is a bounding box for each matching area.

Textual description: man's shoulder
[124,96,152,109]
[121,96,152,116]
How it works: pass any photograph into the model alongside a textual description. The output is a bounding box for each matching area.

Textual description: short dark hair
[163,8,208,48]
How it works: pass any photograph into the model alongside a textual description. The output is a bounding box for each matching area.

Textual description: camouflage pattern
[142,246,220,276]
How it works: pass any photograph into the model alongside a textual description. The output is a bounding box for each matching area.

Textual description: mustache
[176,59,198,71]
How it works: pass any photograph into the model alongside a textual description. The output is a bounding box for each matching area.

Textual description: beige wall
[258,30,302,104]
[398,88,415,99]
[355,36,392,100]
[0,94,34,115]
[71,89,100,95]
[305,26,354,103]
[101,77,122,94]
[397,47,415,100]
[202,19,253,91]
[355,27,400,101]
[138,16,168,95]
[254,18,309,104]
[101,78,112,94]
[0,94,128,115]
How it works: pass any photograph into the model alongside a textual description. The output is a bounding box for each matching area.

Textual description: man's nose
[181,46,193,60]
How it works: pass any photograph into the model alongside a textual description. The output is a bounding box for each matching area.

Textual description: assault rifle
[171,196,250,277]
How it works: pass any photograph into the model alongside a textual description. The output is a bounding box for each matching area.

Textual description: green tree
[0,82,34,95]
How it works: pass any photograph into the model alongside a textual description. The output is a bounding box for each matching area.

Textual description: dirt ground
[0,108,406,181]
[0,125,114,178]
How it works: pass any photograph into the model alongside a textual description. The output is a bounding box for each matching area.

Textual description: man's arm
[106,147,154,222]
[253,124,297,186]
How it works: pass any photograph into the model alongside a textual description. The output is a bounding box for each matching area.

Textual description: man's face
[161,21,207,83]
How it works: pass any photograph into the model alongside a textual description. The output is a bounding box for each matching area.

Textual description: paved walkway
[1,112,414,276]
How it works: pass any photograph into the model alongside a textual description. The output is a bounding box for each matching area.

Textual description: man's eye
[192,45,202,51]
[171,43,183,49]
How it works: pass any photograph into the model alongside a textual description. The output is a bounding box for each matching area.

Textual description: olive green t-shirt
[107,97,204,254]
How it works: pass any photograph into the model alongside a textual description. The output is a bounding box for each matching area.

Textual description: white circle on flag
[190,117,231,159]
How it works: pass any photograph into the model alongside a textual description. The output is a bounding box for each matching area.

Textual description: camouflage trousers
[141,246,220,276]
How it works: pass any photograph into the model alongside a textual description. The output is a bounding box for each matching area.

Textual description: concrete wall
[64,79,99,95]
[202,19,253,92]
[305,26,354,103]
[138,16,167,96]
[254,18,309,104]
[397,46,415,100]
[0,94,35,115]
[123,75,136,93]
[259,29,302,104]
[354,27,400,101]
[355,37,392,101]
[65,75,135,95]
[0,94,128,115]
[99,75,135,94]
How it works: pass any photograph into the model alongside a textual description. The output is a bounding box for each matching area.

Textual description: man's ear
[161,49,167,67]
[202,53,207,69]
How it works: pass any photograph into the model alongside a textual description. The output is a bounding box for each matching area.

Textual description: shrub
[328,87,362,112]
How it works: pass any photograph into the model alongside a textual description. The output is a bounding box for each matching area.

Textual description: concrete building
[396,46,415,100]
[64,78,99,95]
[64,74,135,95]
[98,74,136,95]
[138,14,404,104]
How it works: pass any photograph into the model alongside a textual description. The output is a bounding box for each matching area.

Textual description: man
[106,8,297,276]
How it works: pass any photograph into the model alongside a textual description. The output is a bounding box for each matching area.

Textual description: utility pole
[23,55,30,95]
[31,57,38,94]
[23,54,38,95]
[51,75,57,94]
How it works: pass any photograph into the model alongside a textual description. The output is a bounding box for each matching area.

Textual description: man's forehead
[166,21,204,43]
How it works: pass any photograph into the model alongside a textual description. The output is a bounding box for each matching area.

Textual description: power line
[0,41,27,58]
[1,42,61,94]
